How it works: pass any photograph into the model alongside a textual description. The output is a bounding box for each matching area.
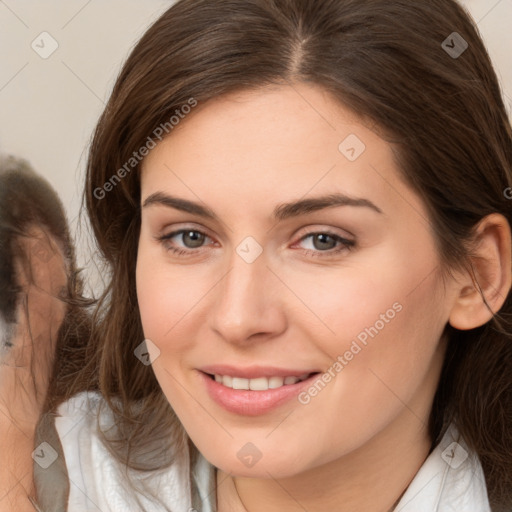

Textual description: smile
[198,369,322,415]
[210,373,314,390]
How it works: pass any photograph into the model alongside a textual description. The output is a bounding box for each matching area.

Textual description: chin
[201,445,315,479]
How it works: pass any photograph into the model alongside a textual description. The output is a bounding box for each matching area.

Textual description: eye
[156,228,355,258]
[295,231,355,257]
[157,229,214,256]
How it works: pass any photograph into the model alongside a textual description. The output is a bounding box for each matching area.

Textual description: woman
[3,0,512,510]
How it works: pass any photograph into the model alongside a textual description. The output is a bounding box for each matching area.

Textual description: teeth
[232,377,249,390]
[213,373,311,390]
[249,377,268,391]
[269,376,285,389]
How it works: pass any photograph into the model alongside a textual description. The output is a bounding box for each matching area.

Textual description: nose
[209,248,287,345]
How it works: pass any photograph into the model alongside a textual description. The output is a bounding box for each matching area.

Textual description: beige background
[0,0,511,295]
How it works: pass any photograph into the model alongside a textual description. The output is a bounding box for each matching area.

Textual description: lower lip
[198,371,319,416]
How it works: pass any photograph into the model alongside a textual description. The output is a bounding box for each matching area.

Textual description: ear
[449,213,512,330]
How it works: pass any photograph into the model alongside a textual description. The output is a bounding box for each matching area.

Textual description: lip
[197,369,321,416]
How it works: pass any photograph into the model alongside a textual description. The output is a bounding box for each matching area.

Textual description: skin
[136,83,511,512]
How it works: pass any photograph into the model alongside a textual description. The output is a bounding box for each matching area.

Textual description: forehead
[139,83,426,223]
[143,83,370,167]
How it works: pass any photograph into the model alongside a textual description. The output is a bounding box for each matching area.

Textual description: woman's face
[136,83,461,477]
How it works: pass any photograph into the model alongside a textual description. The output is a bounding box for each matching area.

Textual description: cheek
[275,246,440,352]
[265,280,448,470]
[306,270,447,430]
[135,245,210,357]
[288,244,448,413]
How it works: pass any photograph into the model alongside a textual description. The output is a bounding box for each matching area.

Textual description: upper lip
[199,364,320,379]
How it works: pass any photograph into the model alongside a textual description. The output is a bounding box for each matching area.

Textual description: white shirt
[49,391,491,511]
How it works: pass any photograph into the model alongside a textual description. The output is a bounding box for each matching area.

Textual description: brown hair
[60,0,512,509]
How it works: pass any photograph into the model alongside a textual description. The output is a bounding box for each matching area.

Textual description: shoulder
[53,391,194,512]
[395,423,491,512]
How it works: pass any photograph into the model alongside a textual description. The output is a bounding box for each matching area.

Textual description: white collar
[394,423,490,511]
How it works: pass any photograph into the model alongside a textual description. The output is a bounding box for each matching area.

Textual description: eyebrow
[142,191,383,221]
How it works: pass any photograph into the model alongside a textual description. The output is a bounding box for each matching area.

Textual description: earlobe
[448,213,512,331]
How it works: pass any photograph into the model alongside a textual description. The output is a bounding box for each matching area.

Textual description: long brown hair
[63,0,512,509]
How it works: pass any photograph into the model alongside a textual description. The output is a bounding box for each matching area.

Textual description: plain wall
[1,0,511,296]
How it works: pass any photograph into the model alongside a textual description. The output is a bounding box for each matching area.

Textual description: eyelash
[157,228,355,258]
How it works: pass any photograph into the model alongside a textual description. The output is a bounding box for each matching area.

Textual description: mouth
[198,369,323,416]
[203,371,320,391]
